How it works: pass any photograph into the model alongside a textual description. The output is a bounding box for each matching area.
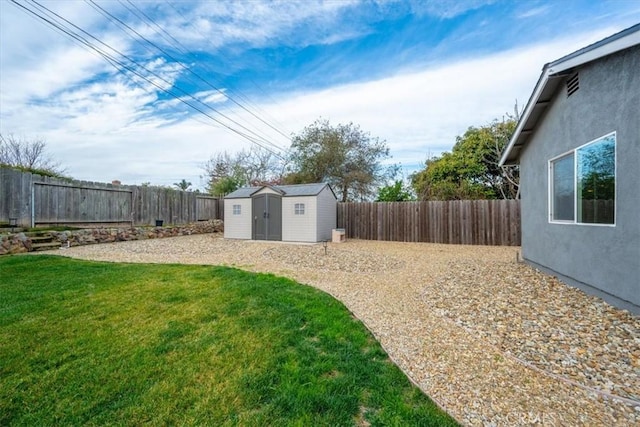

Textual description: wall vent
[567,72,579,97]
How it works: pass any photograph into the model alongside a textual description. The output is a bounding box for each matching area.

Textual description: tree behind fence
[337,200,520,246]
[0,167,223,227]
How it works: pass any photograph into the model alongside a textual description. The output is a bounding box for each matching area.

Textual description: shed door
[252,195,267,240]
[266,196,282,241]
[252,194,282,241]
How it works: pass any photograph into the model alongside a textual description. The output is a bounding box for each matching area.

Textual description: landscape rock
[49,235,640,426]
[0,220,223,255]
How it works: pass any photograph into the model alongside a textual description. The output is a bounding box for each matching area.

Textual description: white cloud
[408,0,497,19]
[1,54,186,139]
[119,26,626,188]
[517,5,550,19]
[0,1,132,104]
[194,89,228,105]
[259,28,619,172]
[1,0,633,191]
[159,0,362,50]
[1,44,108,104]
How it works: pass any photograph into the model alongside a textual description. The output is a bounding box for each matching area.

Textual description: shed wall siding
[282,196,317,242]
[316,187,337,241]
[223,198,252,239]
[519,45,640,306]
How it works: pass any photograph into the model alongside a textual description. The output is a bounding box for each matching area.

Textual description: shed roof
[225,183,335,199]
[499,23,640,166]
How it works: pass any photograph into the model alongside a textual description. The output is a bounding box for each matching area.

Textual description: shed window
[294,203,305,215]
[549,132,615,225]
[232,204,241,215]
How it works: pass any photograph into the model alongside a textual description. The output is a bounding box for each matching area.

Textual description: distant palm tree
[173,179,192,191]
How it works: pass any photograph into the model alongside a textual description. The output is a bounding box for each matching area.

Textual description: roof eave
[499,66,550,166]
[499,24,640,166]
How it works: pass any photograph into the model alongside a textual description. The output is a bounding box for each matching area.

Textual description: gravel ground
[45,234,640,426]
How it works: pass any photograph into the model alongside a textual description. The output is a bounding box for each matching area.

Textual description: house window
[550,153,575,221]
[577,134,616,224]
[294,203,305,215]
[232,204,241,215]
[549,132,615,225]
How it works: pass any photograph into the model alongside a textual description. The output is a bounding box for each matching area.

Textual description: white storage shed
[223,183,337,242]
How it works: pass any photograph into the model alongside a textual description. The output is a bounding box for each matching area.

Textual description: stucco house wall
[518,44,640,308]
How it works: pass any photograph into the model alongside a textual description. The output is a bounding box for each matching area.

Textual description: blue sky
[1,0,639,190]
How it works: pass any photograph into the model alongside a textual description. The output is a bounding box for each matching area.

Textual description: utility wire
[115,0,291,151]
[10,0,282,159]
[130,0,293,144]
[123,0,186,57]
[83,0,285,153]
[94,0,291,150]
[17,0,286,158]
[162,0,298,140]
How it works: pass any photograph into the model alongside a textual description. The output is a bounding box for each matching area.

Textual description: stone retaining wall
[0,220,223,255]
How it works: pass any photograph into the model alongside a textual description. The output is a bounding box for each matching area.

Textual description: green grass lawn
[0,255,458,426]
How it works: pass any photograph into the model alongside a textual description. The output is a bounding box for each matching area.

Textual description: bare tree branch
[0,134,65,176]
[202,146,286,195]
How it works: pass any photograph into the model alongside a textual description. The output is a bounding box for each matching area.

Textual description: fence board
[33,181,133,225]
[196,196,221,221]
[1,167,222,228]
[337,200,520,246]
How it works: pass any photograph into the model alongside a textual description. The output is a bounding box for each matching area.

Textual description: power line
[13,0,287,159]
[89,0,291,151]
[132,0,294,145]
[123,0,186,56]
[163,0,299,140]
[82,0,285,153]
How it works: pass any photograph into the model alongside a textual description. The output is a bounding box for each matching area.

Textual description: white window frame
[232,204,241,215]
[294,203,305,215]
[549,152,575,223]
[548,131,616,227]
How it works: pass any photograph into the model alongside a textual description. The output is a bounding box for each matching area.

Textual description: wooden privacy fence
[337,200,521,246]
[0,167,223,227]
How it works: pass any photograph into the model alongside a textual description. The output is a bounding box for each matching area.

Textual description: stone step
[31,241,61,252]
[29,235,55,243]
